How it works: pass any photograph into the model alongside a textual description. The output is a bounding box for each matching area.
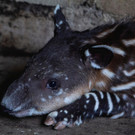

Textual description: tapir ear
[81,45,113,69]
[54,5,71,35]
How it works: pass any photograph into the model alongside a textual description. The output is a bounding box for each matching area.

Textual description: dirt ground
[0,113,135,135]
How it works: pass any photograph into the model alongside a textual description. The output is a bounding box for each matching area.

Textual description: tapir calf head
[1,5,113,117]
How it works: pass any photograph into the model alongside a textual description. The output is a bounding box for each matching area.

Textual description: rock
[64,6,115,31]
[95,0,135,17]
[0,1,54,53]
[15,0,135,18]
[0,1,115,53]
[15,0,86,7]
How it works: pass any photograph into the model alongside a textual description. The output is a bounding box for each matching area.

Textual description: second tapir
[1,5,135,130]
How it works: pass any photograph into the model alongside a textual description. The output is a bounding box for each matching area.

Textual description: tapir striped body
[1,5,135,130]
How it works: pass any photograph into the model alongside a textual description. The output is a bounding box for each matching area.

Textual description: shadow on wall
[0,50,35,117]
[0,46,35,101]
[0,71,21,116]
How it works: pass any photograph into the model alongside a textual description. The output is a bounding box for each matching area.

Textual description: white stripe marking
[56,21,63,28]
[102,69,115,79]
[86,100,90,104]
[114,93,120,103]
[71,114,74,118]
[65,77,69,80]
[64,110,68,114]
[92,45,113,52]
[84,49,90,57]
[59,20,63,25]
[113,47,126,56]
[60,110,63,113]
[107,92,113,115]
[99,91,104,99]
[63,118,68,122]
[99,110,103,116]
[122,39,135,46]
[92,45,125,56]
[129,61,135,66]
[89,93,99,111]
[123,69,135,77]
[111,82,135,91]
[131,111,135,117]
[122,94,128,100]
[84,105,87,109]
[118,106,121,110]
[96,25,118,38]
[91,62,101,69]
[85,93,90,99]
[54,4,60,14]
[111,112,125,119]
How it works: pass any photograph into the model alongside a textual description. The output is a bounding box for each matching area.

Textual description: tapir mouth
[5,108,45,118]
[2,107,31,117]
[9,109,34,118]
[1,104,45,118]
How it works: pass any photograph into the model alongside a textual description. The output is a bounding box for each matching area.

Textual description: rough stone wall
[96,0,135,17]
[16,0,135,17]
[0,1,115,53]
[16,0,87,7]
[0,0,134,95]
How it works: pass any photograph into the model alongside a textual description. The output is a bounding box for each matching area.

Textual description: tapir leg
[44,90,135,130]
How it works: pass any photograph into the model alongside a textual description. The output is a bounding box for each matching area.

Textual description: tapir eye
[46,79,60,90]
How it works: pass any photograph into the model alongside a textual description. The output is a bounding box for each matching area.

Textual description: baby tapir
[1,5,135,130]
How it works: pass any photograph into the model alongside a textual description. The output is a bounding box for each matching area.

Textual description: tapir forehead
[25,46,81,82]
[34,39,71,62]
[29,55,82,81]
[29,37,81,68]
